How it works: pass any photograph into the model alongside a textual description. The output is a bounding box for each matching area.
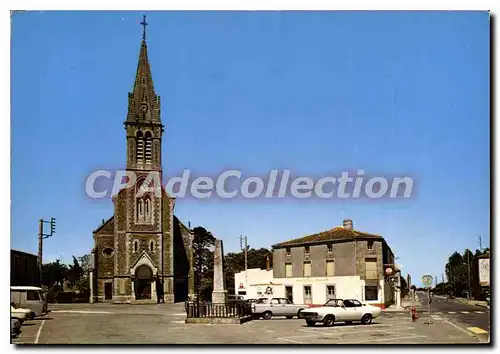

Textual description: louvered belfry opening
[136,131,144,162]
[144,131,152,163]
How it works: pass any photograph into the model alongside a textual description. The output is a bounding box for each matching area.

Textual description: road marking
[442,318,480,341]
[278,337,304,344]
[448,311,456,314]
[467,327,488,335]
[34,319,45,344]
[50,310,113,314]
[474,311,484,314]
[461,311,469,314]
[173,313,187,316]
[171,320,185,324]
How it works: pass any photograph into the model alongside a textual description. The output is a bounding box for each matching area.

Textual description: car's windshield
[324,299,342,307]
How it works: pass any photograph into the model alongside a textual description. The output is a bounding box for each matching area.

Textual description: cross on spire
[140,15,148,41]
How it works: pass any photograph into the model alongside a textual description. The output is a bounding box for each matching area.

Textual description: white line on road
[171,320,185,324]
[34,320,45,344]
[173,313,187,316]
[448,311,456,314]
[461,311,470,314]
[277,337,304,344]
[442,318,479,340]
[50,310,113,314]
[475,311,484,314]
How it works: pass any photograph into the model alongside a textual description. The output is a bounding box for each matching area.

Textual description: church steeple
[126,15,161,124]
[125,16,163,171]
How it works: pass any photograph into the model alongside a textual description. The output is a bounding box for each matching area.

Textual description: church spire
[126,15,160,123]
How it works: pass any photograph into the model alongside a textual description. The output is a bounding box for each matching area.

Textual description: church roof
[272,226,382,249]
[93,216,114,234]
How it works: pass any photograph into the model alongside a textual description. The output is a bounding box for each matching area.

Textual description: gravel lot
[12,303,485,344]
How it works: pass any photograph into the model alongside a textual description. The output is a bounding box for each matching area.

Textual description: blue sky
[11,11,490,285]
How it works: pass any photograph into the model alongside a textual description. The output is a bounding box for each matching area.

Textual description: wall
[11,250,39,287]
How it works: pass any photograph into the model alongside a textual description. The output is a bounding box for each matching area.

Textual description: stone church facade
[90,21,194,304]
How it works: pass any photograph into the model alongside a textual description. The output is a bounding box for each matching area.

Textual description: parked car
[251,297,308,320]
[300,298,382,327]
[10,286,47,317]
[228,295,246,303]
[11,305,32,324]
[11,318,21,338]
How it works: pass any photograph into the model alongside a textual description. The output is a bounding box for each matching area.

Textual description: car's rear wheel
[361,314,372,325]
[323,315,335,327]
[306,320,316,327]
[262,311,273,320]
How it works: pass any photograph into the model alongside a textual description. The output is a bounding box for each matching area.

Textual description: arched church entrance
[134,264,153,300]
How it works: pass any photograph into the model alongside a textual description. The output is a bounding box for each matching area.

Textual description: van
[10,286,47,317]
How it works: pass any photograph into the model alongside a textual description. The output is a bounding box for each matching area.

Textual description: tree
[41,260,68,288]
[192,226,216,301]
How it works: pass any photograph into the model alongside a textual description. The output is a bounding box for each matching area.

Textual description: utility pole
[467,252,472,300]
[38,217,57,286]
[239,235,248,296]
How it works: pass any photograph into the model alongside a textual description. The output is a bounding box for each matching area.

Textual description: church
[89,18,194,304]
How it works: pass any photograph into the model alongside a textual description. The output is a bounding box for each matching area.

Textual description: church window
[102,248,114,257]
[136,131,144,162]
[134,240,138,253]
[150,240,154,252]
[144,131,152,163]
[137,198,145,220]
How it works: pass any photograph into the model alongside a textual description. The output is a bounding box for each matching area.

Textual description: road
[418,292,490,338]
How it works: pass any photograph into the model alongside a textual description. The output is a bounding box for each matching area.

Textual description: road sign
[422,275,433,288]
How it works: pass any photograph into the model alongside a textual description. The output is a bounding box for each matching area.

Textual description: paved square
[12,304,485,344]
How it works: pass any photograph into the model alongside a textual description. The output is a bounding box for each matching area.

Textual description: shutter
[365,259,378,279]
[303,262,311,277]
[326,260,335,276]
[285,263,292,277]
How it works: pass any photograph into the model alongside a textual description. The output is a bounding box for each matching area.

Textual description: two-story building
[234,219,397,308]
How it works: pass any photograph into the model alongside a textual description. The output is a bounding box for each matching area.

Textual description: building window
[326,260,335,276]
[365,286,379,301]
[285,263,292,278]
[134,240,139,253]
[367,240,374,250]
[365,258,378,279]
[304,245,310,255]
[326,285,335,300]
[327,243,333,253]
[102,248,114,257]
[303,261,311,277]
[304,285,312,304]
[144,131,152,163]
[136,131,144,162]
[286,247,291,256]
[149,240,154,253]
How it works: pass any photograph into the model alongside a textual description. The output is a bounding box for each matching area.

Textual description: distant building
[235,219,397,308]
[11,249,39,286]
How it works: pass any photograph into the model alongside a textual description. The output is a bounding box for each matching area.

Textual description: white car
[11,305,32,324]
[300,299,382,327]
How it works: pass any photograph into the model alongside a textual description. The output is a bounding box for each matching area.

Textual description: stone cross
[211,239,228,304]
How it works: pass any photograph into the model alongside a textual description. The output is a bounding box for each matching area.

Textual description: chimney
[343,219,353,230]
[266,255,270,271]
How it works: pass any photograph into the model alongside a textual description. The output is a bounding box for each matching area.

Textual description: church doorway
[134,265,153,300]
[104,282,112,301]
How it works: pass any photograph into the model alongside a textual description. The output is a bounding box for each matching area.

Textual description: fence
[185,301,252,319]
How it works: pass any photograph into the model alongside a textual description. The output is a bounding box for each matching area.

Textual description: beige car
[252,297,308,320]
